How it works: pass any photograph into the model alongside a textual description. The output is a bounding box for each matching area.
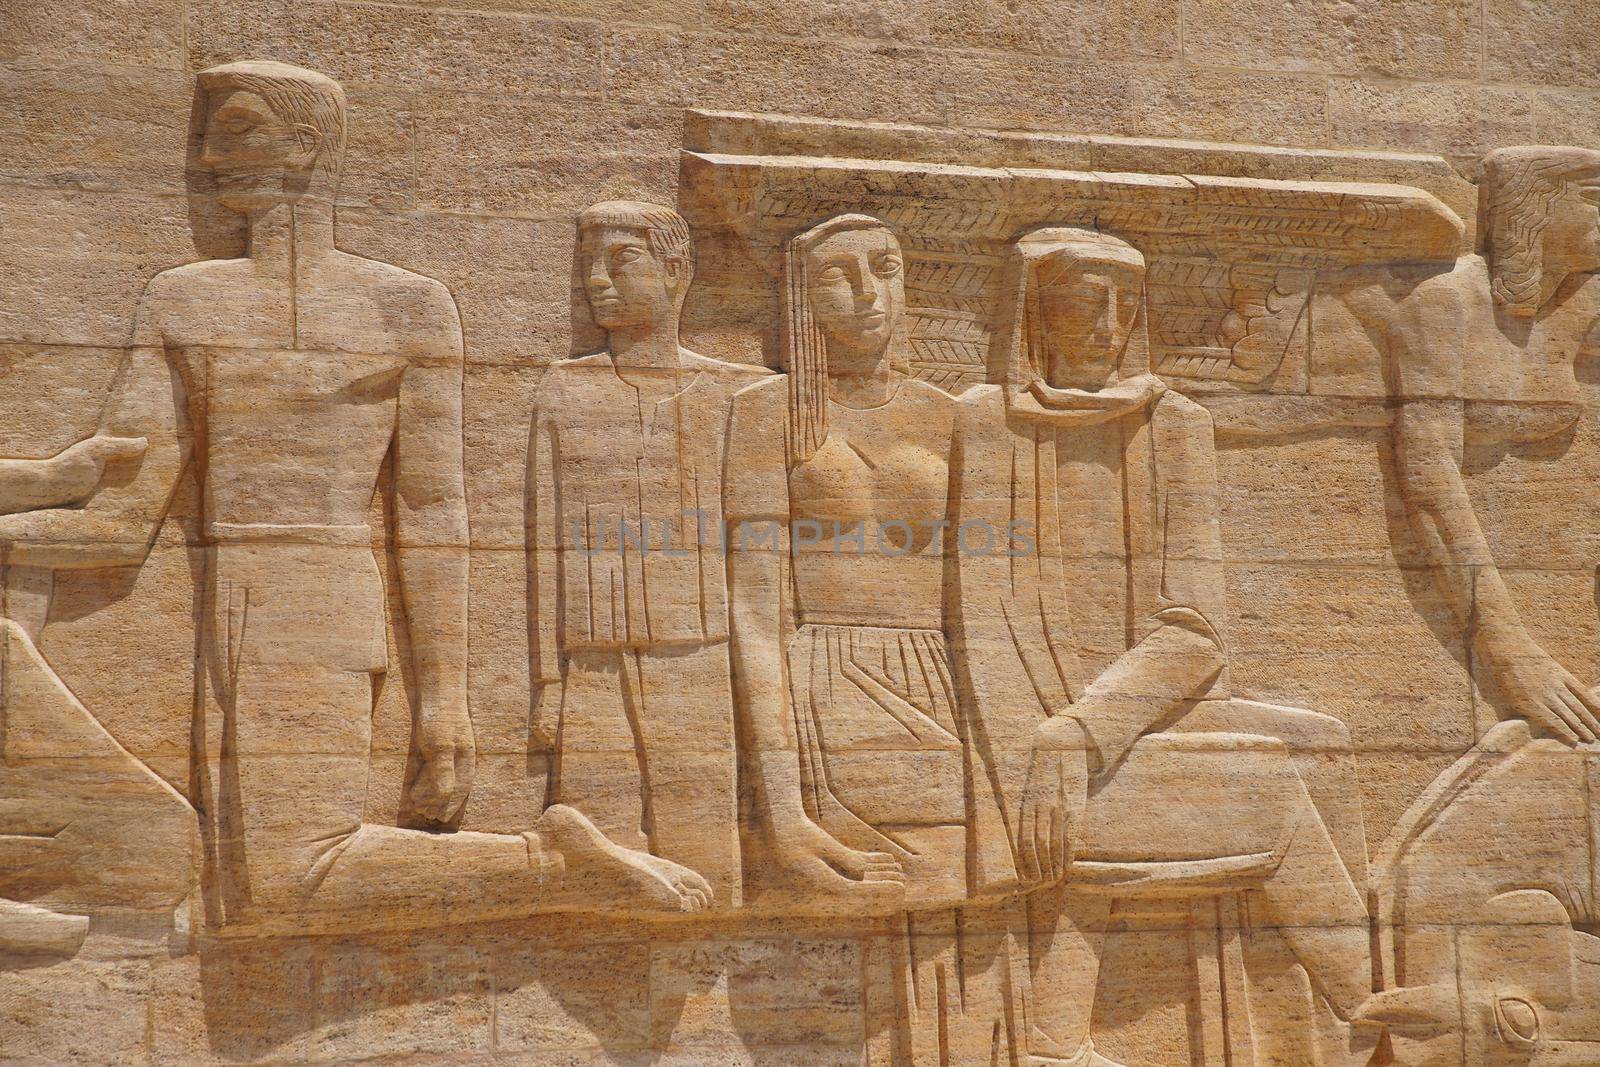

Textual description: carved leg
[0,618,195,921]
[0,897,88,958]
[1024,884,1113,1065]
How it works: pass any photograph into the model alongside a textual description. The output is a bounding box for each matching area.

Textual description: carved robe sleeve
[1070,393,1227,776]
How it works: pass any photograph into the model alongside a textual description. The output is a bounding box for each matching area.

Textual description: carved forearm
[0,509,156,570]
[1068,614,1225,776]
[0,455,95,515]
[727,546,809,832]
[1392,401,1531,658]
[394,542,470,711]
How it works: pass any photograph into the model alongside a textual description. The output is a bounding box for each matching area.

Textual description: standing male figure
[86,61,708,933]
[529,201,771,907]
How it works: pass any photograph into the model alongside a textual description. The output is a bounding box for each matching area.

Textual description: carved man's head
[576,201,695,334]
[1482,146,1600,318]
[196,61,346,214]
[1018,229,1145,391]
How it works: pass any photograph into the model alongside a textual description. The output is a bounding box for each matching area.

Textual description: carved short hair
[1482,146,1600,317]
[197,60,348,180]
[576,201,696,275]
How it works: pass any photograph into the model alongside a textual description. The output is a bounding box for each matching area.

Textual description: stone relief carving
[955,226,1372,1066]
[529,199,765,910]
[10,63,1600,1067]
[0,427,193,961]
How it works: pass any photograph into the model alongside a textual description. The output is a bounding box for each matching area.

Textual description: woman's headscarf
[989,225,1164,421]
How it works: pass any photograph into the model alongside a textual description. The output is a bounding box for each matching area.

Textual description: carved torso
[786,378,956,630]
[142,251,441,537]
[533,350,770,652]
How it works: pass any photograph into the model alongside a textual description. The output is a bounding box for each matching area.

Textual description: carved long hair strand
[781,214,910,465]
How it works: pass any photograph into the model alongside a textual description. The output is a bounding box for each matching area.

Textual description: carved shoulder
[681,348,774,383]
[728,373,788,429]
[331,252,463,357]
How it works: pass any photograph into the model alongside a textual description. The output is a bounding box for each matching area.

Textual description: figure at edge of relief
[0,412,194,960]
[102,60,710,935]
[528,200,772,909]
[954,227,1379,1066]
[726,213,1047,1064]
[1340,148,1600,1064]
[1339,146,1600,747]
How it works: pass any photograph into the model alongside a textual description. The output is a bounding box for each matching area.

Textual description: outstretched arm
[0,435,147,517]
[0,297,184,568]
[1367,269,1600,743]
[393,286,475,821]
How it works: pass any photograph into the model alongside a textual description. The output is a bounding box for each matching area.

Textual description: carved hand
[68,434,148,468]
[1017,714,1090,887]
[1491,649,1600,745]
[51,435,148,495]
[409,699,477,823]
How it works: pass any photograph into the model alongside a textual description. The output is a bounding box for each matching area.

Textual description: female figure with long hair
[725,214,1030,1062]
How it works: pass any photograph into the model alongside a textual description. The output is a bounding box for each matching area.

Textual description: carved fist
[72,434,149,466]
[54,434,147,487]
[409,700,477,824]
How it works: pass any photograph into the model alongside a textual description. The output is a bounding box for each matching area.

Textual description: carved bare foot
[538,804,713,914]
[766,818,905,913]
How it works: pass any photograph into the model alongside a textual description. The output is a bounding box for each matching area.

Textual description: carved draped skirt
[787,622,1023,1065]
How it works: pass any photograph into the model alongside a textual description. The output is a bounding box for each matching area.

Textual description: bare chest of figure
[165,271,407,529]
[788,392,953,629]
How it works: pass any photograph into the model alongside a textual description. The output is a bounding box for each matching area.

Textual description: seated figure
[0,430,196,958]
[953,227,1376,1065]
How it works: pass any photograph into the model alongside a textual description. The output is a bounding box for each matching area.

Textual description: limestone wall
[6,1,1600,1064]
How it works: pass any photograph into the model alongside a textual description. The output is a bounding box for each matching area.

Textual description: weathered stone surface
[7,8,1600,1065]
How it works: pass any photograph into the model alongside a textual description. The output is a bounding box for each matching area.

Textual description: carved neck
[244,198,336,277]
[827,342,895,407]
[609,323,686,378]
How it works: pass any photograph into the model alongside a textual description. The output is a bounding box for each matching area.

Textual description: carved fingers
[1018,750,1068,886]
[77,434,149,465]
[1505,656,1600,745]
[409,711,476,824]
[1019,716,1086,887]
[1548,679,1600,744]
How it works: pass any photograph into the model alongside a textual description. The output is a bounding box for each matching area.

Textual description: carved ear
[291,124,322,163]
[665,256,690,295]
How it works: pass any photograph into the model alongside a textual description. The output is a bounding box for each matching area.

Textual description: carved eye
[223,118,256,135]
[614,247,644,266]
[817,265,847,282]
[873,255,902,276]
